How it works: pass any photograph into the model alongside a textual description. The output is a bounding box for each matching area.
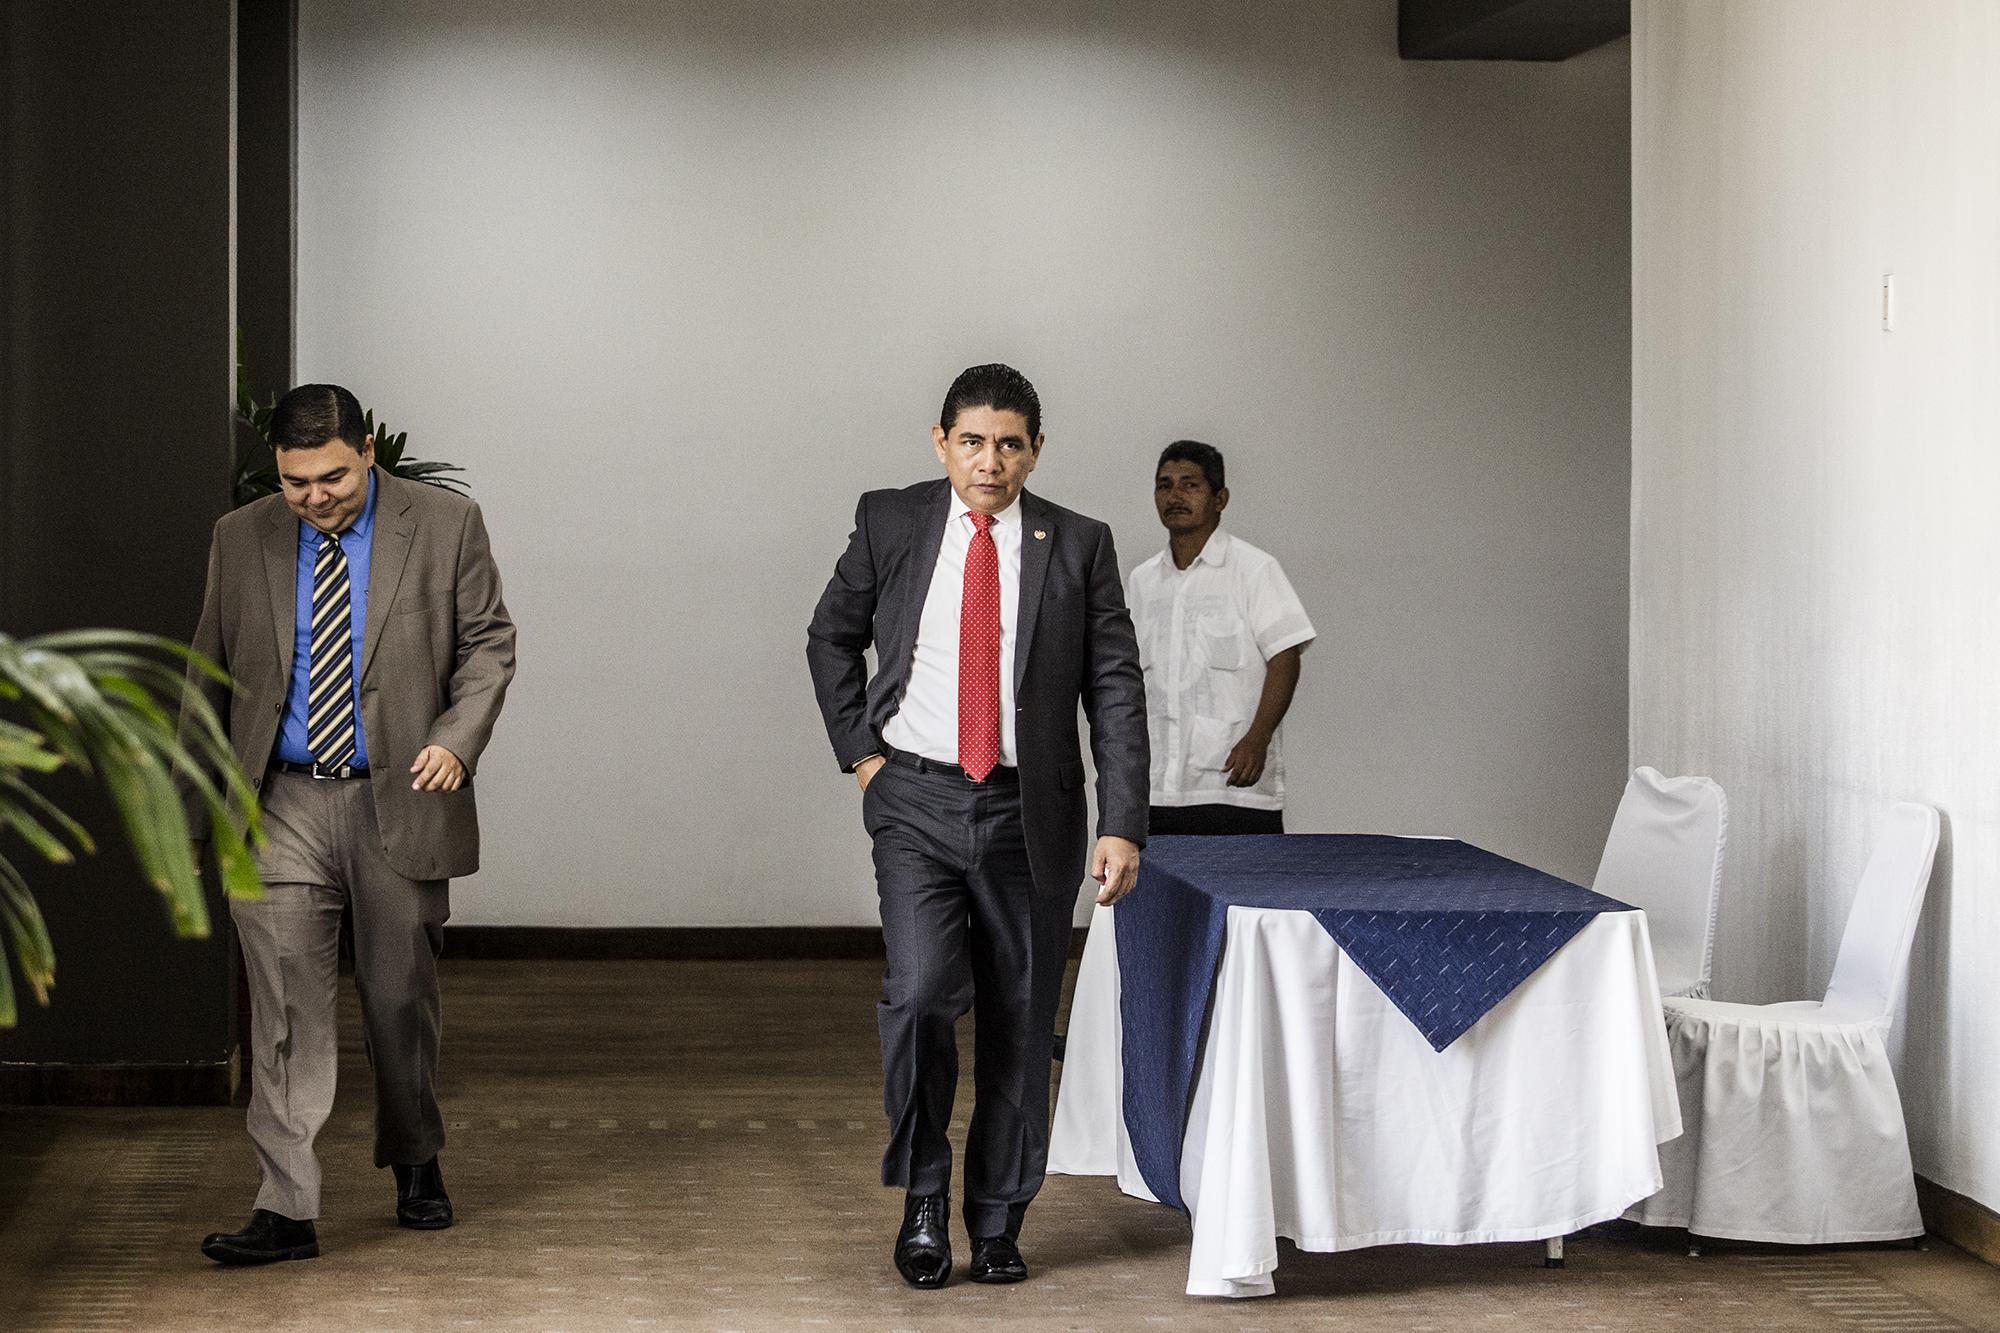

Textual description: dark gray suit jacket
[807,478,1148,895]
[186,468,516,882]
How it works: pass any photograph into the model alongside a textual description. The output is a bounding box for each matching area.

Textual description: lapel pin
[1034,530,1046,540]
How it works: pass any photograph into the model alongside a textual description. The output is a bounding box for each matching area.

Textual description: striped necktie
[306,530,358,771]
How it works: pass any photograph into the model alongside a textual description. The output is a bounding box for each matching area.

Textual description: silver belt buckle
[309,761,345,780]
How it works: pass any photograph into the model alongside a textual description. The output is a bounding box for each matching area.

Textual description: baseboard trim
[442,926,1092,961]
[443,926,889,960]
[1917,1175,2000,1268]
[0,1057,238,1107]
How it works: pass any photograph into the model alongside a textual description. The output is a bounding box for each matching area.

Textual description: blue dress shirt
[276,472,376,767]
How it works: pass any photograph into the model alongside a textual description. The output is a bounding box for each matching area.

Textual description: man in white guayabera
[1129,439,1315,835]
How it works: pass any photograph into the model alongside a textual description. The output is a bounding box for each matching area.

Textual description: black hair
[940,363,1041,441]
[1158,439,1225,494]
[269,384,368,453]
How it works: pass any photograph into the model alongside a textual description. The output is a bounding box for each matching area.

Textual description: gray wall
[1,2,238,1068]
[296,0,1633,926]
[1632,0,2000,1214]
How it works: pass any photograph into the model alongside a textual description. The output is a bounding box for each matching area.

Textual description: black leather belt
[881,745,1018,784]
[272,760,370,780]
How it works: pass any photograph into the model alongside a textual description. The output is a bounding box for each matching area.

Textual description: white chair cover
[1628,802,1940,1243]
[1591,766,1727,998]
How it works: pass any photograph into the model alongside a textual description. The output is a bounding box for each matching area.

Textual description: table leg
[1543,1236,1565,1268]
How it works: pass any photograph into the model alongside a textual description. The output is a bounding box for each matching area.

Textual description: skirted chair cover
[1628,802,1940,1244]
[1592,766,1728,999]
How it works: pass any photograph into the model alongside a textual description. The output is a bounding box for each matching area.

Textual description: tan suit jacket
[187,468,516,881]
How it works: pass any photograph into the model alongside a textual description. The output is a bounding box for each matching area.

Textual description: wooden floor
[3,959,1998,1331]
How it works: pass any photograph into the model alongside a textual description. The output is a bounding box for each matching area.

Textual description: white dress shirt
[1127,528,1315,810]
[882,489,1023,768]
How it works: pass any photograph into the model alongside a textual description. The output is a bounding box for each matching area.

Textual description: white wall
[1632,0,2000,1209]
[297,0,1631,927]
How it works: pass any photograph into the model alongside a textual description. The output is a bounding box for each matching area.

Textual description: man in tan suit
[188,384,515,1265]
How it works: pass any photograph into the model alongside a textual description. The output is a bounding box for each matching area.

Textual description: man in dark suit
[186,384,515,1265]
[807,363,1148,1288]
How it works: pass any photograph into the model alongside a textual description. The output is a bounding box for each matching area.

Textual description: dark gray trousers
[862,759,1075,1241]
[1147,803,1285,836]
[232,770,448,1220]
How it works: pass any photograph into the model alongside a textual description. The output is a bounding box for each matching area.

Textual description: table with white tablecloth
[1048,836,1683,1298]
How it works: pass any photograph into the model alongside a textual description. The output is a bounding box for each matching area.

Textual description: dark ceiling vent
[1399,0,1630,61]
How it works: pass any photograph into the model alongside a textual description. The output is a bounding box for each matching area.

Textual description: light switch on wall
[1882,273,1894,331]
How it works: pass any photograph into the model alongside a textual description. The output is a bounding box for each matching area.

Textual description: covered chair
[1592,766,1728,998]
[1629,802,1941,1245]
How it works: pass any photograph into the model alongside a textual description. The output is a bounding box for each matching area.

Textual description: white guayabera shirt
[1127,528,1315,811]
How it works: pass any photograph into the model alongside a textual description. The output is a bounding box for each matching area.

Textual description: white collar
[1165,526,1232,568]
[949,489,1023,530]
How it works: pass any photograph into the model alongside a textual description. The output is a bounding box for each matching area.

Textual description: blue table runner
[1113,834,1632,1211]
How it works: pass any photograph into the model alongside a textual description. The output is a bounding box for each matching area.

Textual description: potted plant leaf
[0,631,265,1026]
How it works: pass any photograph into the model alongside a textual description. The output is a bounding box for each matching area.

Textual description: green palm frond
[233,457,281,507]
[0,630,266,1027]
[363,411,470,496]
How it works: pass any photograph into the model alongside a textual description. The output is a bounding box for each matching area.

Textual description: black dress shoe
[894,1193,952,1288]
[392,1157,454,1229]
[200,1209,319,1265]
[969,1234,1028,1284]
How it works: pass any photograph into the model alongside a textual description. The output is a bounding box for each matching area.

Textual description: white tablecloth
[1049,902,1683,1297]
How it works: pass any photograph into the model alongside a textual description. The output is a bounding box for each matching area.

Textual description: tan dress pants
[231,770,448,1220]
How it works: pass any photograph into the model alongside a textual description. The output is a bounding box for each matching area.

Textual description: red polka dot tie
[958,512,1001,782]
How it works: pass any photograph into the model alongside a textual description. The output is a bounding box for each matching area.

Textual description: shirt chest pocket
[1197,610,1248,671]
